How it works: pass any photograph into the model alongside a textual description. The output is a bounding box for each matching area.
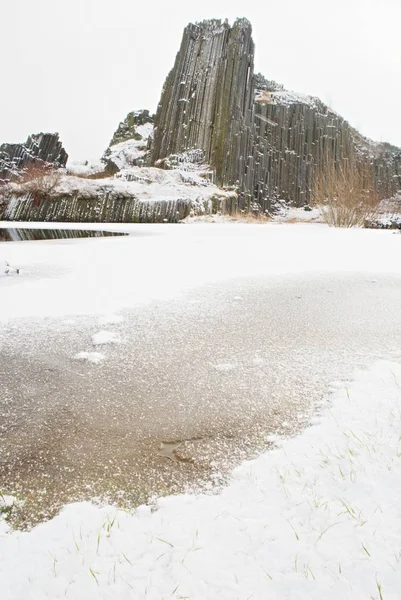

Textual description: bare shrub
[18,163,62,198]
[312,155,380,227]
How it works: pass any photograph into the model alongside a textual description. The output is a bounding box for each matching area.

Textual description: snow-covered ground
[1,221,400,320]
[1,222,401,598]
[6,167,232,205]
[366,193,401,229]
[274,206,323,223]
[1,358,401,599]
[66,159,105,177]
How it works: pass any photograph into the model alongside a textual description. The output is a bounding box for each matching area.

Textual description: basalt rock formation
[150,18,400,210]
[0,133,68,183]
[1,19,399,224]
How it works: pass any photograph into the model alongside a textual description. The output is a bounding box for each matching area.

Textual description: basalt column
[151,19,255,186]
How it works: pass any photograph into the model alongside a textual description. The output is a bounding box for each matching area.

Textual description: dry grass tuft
[233,209,271,223]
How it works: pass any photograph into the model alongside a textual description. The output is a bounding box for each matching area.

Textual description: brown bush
[312,155,380,228]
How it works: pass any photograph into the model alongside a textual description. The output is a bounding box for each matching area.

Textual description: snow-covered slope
[7,167,231,203]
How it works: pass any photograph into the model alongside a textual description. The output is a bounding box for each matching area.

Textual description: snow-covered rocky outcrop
[0,166,236,223]
[0,133,68,183]
[102,109,154,174]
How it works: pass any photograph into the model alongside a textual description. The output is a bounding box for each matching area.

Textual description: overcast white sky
[1,0,400,162]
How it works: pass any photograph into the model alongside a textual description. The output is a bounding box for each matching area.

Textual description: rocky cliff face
[0,133,68,183]
[151,19,254,188]
[151,19,400,210]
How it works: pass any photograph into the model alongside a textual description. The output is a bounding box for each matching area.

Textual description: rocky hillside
[0,18,399,223]
[150,19,400,210]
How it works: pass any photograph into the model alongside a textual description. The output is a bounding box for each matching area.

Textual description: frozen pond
[2,273,401,526]
[1,222,401,526]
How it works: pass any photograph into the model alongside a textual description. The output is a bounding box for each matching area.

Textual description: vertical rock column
[151,19,255,186]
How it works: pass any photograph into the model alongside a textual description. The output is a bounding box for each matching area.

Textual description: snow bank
[74,351,106,364]
[1,359,401,599]
[91,330,120,346]
[274,206,323,223]
[66,160,105,177]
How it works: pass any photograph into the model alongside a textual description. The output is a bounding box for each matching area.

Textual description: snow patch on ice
[251,356,265,367]
[1,223,401,322]
[91,331,120,346]
[266,433,281,444]
[74,351,106,364]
